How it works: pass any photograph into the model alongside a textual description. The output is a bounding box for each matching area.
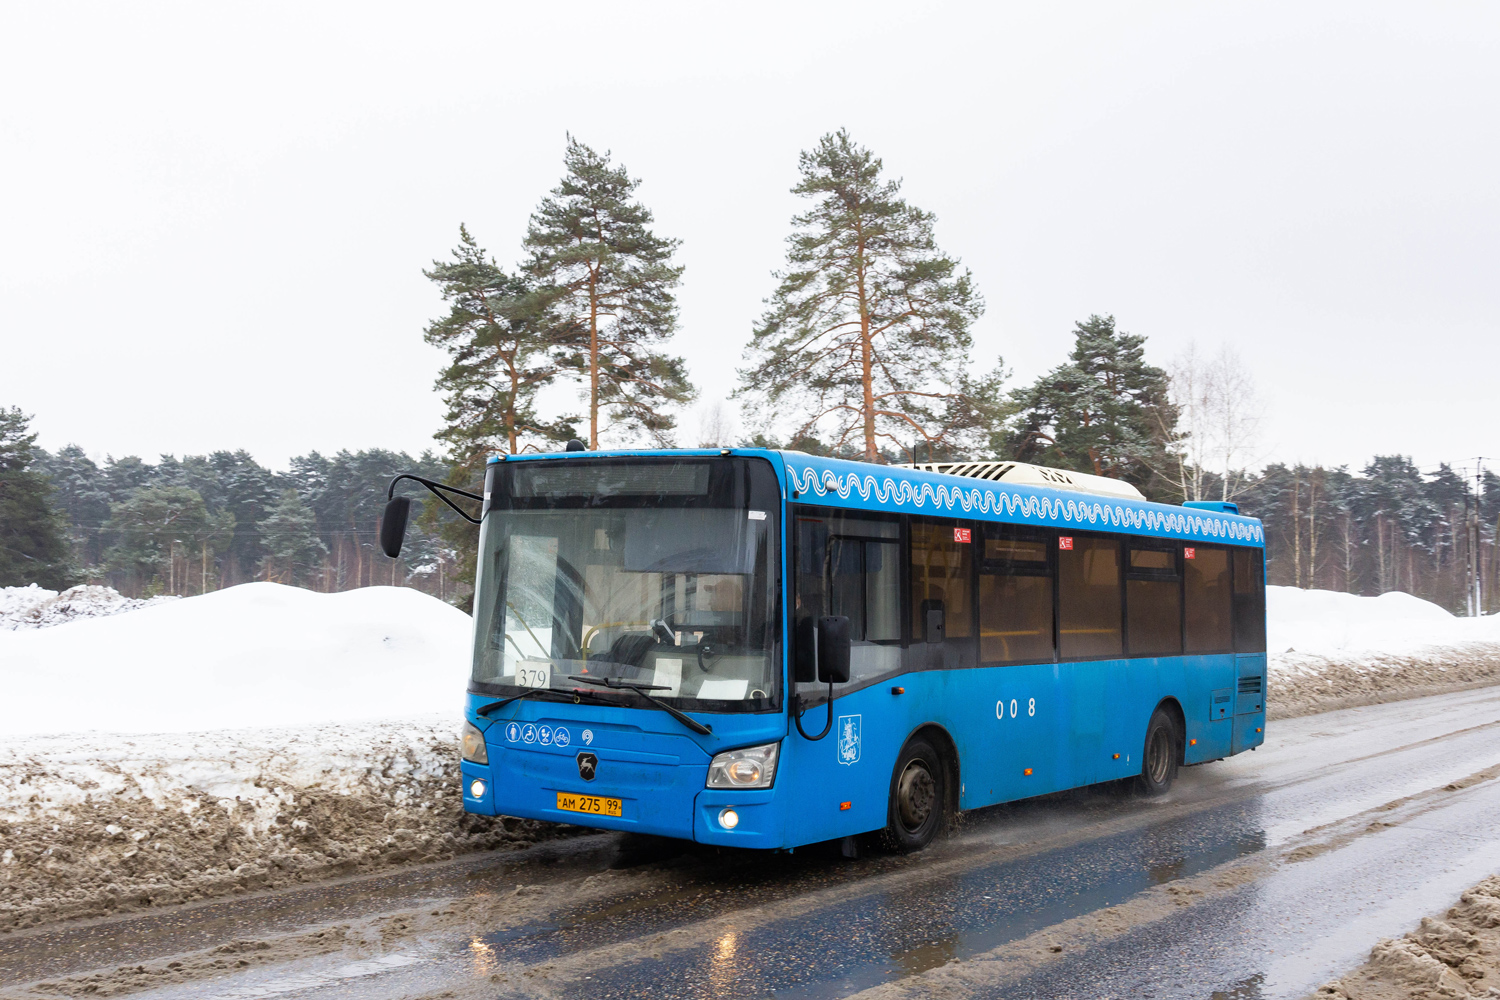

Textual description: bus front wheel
[1135,707,1181,796]
[879,736,949,852]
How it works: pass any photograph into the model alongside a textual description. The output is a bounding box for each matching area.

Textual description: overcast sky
[2,2,1496,478]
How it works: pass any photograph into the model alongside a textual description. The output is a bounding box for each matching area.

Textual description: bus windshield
[470,459,781,712]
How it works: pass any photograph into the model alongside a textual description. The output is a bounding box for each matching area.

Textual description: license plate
[556,792,622,818]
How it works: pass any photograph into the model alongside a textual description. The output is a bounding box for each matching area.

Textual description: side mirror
[379,497,411,558]
[816,615,851,684]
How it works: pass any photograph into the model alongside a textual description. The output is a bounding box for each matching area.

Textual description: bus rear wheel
[879,736,949,852]
[1135,707,1181,796]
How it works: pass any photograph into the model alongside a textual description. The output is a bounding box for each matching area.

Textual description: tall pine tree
[1005,315,1176,492]
[739,129,1003,463]
[524,136,693,447]
[425,224,580,464]
[0,407,74,589]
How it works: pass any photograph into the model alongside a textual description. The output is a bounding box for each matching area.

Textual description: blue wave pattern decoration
[787,461,1265,545]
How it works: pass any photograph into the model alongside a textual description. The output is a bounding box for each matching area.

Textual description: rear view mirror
[816,615,851,684]
[379,497,411,558]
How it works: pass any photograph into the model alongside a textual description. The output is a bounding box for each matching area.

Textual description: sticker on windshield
[837,714,862,765]
[554,727,571,747]
[748,510,767,520]
[522,723,538,744]
[505,722,521,743]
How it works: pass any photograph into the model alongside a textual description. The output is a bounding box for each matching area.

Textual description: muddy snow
[0,721,553,931]
[1314,874,1500,999]
[0,585,177,632]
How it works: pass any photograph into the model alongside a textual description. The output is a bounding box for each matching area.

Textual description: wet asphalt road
[4,686,1500,1000]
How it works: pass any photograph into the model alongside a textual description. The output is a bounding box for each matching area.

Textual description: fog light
[719,808,739,830]
[470,779,487,799]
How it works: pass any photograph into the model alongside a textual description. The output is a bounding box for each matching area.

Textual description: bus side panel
[949,661,1075,808]
[1068,660,1110,786]
[779,681,907,847]
[1233,653,1267,754]
[1182,653,1236,763]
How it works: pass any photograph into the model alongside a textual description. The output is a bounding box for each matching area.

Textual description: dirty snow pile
[1267,586,1500,718]
[0,584,551,931]
[1,583,179,631]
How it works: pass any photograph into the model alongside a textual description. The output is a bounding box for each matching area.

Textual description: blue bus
[381,449,1266,852]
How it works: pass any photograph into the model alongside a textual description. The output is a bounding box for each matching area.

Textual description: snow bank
[0,582,472,735]
[1,583,179,631]
[1267,586,1500,718]
[1268,586,1500,659]
[0,584,550,932]
[1,584,57,619]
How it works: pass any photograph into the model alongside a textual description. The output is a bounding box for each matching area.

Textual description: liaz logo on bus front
[838,715,862,765]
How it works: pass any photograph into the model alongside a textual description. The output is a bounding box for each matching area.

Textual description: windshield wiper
[568,675,713,736]
[475,686,611,716]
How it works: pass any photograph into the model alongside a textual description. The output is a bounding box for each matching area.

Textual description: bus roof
[486,448,1265,548]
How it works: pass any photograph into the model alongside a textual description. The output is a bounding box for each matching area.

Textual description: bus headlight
[461,720,489,764]
[707,743,778,789]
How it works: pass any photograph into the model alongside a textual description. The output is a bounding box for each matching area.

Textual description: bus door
[787,508,907,844]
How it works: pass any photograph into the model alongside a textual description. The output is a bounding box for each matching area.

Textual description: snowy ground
[2,581,1499,932]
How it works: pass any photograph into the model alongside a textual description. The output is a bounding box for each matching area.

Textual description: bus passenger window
[1058,535,1122,659]
[978,531,1054,665]
[909,519,974,642]
[1232,548,1267,653]
[1126,545,1182,657]
[1184,546,1232,653]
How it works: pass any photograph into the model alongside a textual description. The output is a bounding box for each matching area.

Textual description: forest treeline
[3,129,1494,613]
[0,416,461,602]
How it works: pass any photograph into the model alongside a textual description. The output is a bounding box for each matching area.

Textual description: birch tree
[1166,343,1264,502]
[738,130,1003,462]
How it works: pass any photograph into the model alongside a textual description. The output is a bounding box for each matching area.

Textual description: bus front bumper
[460,759,784,849]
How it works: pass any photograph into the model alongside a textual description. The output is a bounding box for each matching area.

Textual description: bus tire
[879,735,949,852]
[1135,707,1181,796]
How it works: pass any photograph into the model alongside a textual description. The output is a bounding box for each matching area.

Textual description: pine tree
[524,135,693,447]
[32,444,110,570]
[1006,315,1176,491]
[425,225,580,463]
[103,485,213,594]
[257,489,327,587]
[739,130,1002,463]
[0,407,75,589]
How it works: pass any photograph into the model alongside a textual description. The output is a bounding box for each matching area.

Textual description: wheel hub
[897,759,936,830]
[1147,727,1171,783]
